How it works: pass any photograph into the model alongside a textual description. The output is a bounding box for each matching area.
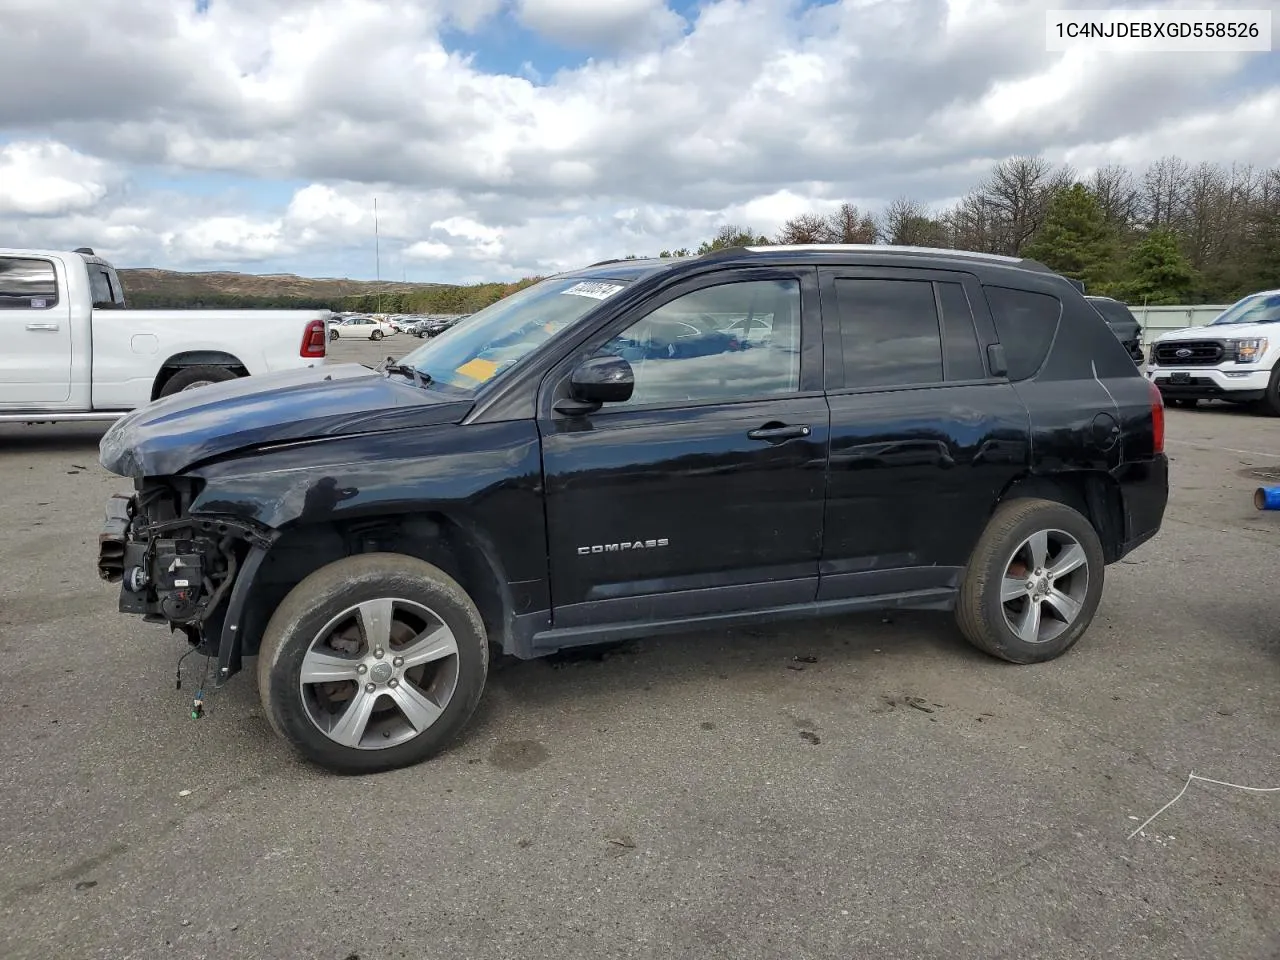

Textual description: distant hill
[116,267,538,313]
[118,267,445,302]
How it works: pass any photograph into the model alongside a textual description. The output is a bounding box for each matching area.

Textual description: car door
[0,255,73,405]
[817,266,1030,601]
[538,267,829,629]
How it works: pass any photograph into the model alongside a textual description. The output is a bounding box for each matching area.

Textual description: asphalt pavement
[1,339,1278,960]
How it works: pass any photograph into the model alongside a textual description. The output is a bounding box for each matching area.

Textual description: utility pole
[374,197,383,316]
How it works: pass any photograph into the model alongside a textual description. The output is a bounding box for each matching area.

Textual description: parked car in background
[329,315,398,341]
[97,244,1167,774]
[1147,289,1280,412]
[1086,296,1145,363]
[0,247,328,424]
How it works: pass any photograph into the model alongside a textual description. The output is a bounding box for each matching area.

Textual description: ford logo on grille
[1175,348,1193,358]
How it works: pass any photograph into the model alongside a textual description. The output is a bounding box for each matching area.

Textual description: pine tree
[1121,228,1196,305]
[1022,184,1117,290]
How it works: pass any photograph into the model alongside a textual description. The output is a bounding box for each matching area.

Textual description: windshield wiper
[384,362,432,389]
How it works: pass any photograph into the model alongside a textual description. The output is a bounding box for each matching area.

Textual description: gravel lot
[2,337,1278,960]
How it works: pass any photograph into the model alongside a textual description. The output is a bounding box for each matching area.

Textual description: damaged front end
[98,478,277,680]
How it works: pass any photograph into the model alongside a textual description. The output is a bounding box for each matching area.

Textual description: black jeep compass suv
[97,244,1169,773]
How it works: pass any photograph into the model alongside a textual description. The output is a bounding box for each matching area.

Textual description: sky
[0,0,1277,284]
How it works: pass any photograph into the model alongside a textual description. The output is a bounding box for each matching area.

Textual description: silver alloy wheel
[299,597,460,750]
[999,528,1089,644]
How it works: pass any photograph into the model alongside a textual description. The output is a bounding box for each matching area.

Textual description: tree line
[124,278,541,313]
[643,155,1280,305]
[129,154,1277,311]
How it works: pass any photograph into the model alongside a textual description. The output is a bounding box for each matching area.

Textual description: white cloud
[0,141,116,216]
[0,0,1273,279]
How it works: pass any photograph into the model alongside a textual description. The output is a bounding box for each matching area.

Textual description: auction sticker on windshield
[561,281,626,300]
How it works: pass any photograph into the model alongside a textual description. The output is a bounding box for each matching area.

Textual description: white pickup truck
[0,247,330,424]
[1147,289,1280,414]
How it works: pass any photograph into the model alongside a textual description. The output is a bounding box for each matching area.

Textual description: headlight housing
[1231,338,1268,363]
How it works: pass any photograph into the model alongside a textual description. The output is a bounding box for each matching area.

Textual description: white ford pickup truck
[0,247,330,424]
[1148,289,1280,414]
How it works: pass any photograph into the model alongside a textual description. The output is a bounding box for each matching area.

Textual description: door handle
[26,322,59,331]
[747,423,811,442]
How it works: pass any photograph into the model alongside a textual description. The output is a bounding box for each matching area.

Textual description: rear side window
[0,257,58,310]
[87,265,116,307]
[834,278,943,388]
[984,286,1061,380]
[936,282,986,381]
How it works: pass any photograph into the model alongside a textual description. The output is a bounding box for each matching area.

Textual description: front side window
[833,278,943,388]
[0,257,58,310]
[594,279,801,408]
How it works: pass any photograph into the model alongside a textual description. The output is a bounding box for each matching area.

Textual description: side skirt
[507,587,957,659]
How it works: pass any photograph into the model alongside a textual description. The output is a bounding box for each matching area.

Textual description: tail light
[1148,379,1164,455]
[301,318,327,358]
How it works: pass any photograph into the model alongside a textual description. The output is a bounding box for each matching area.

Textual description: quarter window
[833,278,943,388]
[984,286,1061,380]
[596,279,801,408]
[0,257,58,310]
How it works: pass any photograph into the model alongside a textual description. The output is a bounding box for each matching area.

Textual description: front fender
[186,420,547,584]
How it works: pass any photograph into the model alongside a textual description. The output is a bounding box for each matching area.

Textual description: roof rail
[741,243,1028,264]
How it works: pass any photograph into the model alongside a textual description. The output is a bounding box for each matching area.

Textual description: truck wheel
[371,329,384,341]
[158,365,239,397]
[955,498,1105,664]
[257,553,488,774]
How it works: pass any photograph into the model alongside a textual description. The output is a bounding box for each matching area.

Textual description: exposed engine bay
[98,479,271,657]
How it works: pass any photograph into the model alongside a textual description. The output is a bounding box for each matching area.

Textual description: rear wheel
[956,498,1105,664]
[158,365,239,397]
[257,553,489,774]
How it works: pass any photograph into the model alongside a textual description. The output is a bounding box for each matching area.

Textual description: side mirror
[555,355,634,415]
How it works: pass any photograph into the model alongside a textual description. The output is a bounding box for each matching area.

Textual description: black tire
[371,329,384,341]
[1167,398,1198,409]
[158,365,239,398]
[329,328,339,341]
[257,553,489,774]
[955,497,1105,664]
[1258,366,1280,416]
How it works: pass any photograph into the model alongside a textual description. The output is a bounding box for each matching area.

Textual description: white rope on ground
[1128,770,1280,840]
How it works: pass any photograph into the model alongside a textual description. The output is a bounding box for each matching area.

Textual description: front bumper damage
[98,491,277,681]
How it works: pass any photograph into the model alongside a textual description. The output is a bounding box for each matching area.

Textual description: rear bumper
[1147,365,1270,401]
[1117,454,1168,559]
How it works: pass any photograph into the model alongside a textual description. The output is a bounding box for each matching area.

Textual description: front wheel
[329,328,339,342]
[955,498,1105,664]
[257,553,489,774]
[371,329,384,341]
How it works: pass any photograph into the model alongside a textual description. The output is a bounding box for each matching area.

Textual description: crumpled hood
[99,363,472,479]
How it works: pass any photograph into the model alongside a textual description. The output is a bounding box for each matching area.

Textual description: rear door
[817,267,1030,600]
[0,255,73,405]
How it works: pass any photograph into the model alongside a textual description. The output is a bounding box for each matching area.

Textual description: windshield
[1211,293,1280,326]
[395,276,630,392]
